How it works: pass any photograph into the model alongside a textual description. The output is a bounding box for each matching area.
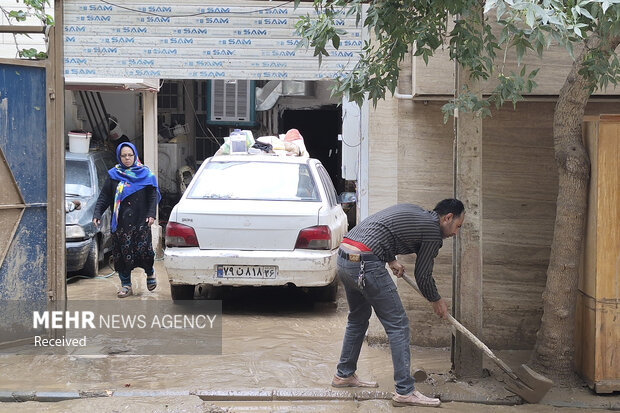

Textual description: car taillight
[295,225,331,250]
[165,222,198,247]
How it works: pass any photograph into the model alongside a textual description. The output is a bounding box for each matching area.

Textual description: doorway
[281,105,344,193]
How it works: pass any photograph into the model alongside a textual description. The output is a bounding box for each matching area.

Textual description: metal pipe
[85,91,106,141]
[394,49,416,100]
[87,91,108,141]
[0,203,46,209]
[78,91,97,139]
[0,25,46,34]
[96,92,110,136]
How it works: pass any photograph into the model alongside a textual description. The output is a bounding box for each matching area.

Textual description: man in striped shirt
[331,199,465,408]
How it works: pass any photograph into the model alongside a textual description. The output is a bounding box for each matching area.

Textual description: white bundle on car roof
[215,128,309,157]
[281,128,309,157]
[254,129,309,157]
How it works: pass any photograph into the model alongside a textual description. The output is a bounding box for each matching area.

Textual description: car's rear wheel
[82,238,99,277]
[170,284,195,301]
[312,279,339,302]
[196,284,222,300]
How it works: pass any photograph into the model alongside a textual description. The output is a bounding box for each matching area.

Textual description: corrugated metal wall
[0,62,49,345]
[63,0,364,80]
[0,63,48,302]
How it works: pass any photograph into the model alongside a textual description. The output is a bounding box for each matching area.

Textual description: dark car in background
[65,150,116,276]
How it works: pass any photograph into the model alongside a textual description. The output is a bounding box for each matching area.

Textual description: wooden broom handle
[401,273,518,380]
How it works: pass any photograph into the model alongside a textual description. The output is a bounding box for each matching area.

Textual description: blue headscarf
[108,142,161,232]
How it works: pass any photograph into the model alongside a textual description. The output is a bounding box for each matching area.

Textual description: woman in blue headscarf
[93,142,161,298]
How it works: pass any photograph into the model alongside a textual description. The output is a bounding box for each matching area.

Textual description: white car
[164,154,348,301]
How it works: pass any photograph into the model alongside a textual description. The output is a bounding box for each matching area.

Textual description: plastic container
[68,131,92,154]
[229,130,246,153]
[229,135,246,153]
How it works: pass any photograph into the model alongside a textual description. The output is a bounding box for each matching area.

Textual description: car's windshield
[65,159,93,197]
[188,161,321,201]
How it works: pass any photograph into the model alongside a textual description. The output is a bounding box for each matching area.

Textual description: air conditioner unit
[206,80,257,127]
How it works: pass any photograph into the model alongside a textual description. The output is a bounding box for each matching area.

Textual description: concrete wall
[410,24,619,97]
[367,96,399,212]
[63,90,139,147]
[387,99,455,347]
[480,103,557,349]
[367,98,620,348]
[100,91,139,139]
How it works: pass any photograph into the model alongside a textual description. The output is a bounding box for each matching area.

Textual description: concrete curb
[0,389,377,403]
[0,388,618,410]
[194,389,393,402]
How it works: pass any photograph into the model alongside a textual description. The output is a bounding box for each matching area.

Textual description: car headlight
[66,225,86,240]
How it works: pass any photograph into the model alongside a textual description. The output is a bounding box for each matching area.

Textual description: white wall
[0,0,52,59]
[63,90,138,138]
[64,92,82,134]
[100,91,139,139]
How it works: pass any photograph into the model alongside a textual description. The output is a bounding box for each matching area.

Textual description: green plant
[297,0,620,383]
[1,0,54,59]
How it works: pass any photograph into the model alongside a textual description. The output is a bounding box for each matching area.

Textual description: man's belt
[338,248,382,262]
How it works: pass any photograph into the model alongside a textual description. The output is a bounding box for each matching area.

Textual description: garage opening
[281,105,344,194]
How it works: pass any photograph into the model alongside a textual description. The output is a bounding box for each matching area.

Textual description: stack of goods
[215,128,309,157]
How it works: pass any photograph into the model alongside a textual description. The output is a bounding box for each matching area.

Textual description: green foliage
[8,10,28,21]
[18,47,48,60]
[18,0,53,24]
[1,0,54,59]
[441,88,491,123]
[297,0,620,119]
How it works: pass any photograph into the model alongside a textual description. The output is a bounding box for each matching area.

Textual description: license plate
[216,265,278,279]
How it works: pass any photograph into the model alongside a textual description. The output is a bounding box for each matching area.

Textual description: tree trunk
[531,36,620,383]
[530,58,590,383]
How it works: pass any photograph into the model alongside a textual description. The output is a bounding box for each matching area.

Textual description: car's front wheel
[82,238,99,277]
[170,284,195,301]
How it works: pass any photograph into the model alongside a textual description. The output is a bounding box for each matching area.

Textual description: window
[65,160,93,197]
[188,161,320,202]
[194,80,210,138]
[317,165,338,207]
[94,158,110,190]
[158,81,180,110]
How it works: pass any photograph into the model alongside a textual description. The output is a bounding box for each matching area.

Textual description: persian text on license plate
[216,265,278,279]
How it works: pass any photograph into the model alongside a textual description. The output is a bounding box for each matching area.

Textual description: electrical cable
[181,80,223,145]
[97,0,296,18]
[66,258,116,282]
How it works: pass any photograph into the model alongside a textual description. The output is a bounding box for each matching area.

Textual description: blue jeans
[336,254,415,396]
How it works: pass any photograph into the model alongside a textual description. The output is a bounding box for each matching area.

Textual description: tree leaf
[332,34,341,50]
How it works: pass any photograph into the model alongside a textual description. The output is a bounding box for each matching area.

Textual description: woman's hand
[92,218,100,227]
[146,217,155,226]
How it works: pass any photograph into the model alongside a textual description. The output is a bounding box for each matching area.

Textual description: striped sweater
[346,203,443,302]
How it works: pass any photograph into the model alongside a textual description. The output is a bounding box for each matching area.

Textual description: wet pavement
[0,260,617,412]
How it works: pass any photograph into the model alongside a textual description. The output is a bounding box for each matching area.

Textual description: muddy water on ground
[1,262,376,391]
[0,261,450,394]
[1,262,614,412]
